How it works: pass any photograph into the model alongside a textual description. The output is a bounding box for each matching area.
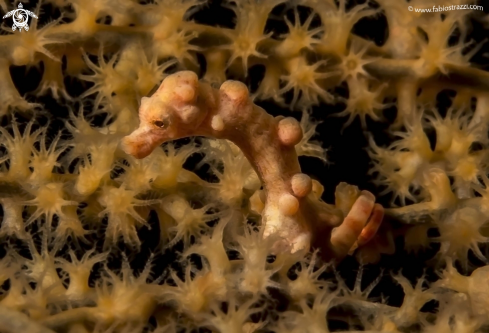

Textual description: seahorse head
[121,71,207,159]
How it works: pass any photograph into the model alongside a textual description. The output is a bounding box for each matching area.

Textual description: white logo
[2,3,38,32]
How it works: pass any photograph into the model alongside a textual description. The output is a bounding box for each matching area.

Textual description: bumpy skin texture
[121,71,384,261]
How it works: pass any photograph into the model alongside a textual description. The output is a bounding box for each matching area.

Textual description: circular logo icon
[13,9,28,28]
[2,3,38,32]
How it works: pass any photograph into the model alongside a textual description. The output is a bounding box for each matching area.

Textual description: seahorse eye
[153,117,171,129]
[153,120,166,128]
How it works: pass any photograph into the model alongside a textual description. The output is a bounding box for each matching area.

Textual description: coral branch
[0,305,55,333]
